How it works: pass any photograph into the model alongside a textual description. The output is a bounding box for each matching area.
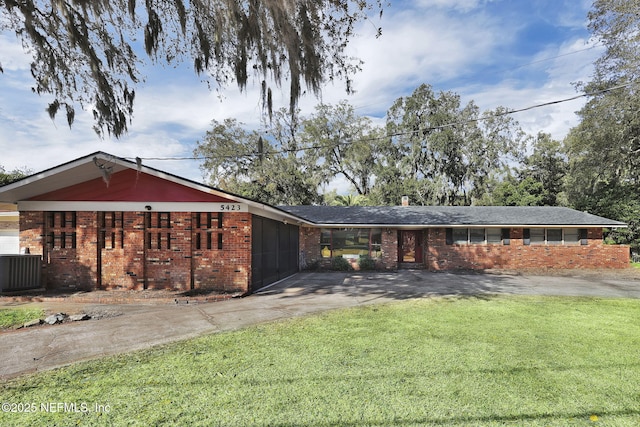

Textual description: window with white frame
[320,228,382,258]
[525,228,587,245]
[469,228,485,244]
[563,229,580,245]
[487,228,502,244]
[452,228,469,244]
[447,228,510,245]
[546,228,563,245]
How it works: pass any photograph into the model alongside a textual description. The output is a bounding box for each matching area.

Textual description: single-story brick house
[0,152,629,294]
[281,205,630,271]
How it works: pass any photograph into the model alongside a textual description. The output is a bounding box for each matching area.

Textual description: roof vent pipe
[401,195,409,207]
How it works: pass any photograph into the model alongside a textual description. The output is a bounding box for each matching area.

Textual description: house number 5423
[220,204,241,211]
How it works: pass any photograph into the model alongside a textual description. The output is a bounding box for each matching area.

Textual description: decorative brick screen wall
[19,210,252,293]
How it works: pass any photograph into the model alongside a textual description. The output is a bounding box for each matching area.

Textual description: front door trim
[398,230,422,263]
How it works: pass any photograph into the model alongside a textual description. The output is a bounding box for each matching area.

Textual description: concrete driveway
[1,270,639,380]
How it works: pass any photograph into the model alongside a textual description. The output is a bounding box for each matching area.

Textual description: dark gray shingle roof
[278,206,626,227]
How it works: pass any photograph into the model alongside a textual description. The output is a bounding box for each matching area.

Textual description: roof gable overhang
[0,152,310,224]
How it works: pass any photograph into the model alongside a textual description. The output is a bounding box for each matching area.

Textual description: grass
[0,307,44,329]
[2,296,640,426]
[632,262,640,269]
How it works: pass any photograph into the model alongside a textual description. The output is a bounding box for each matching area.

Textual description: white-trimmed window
[320,228,382,258]
[452,228,469,244]
[563,229,580,245]
[546,228,563,245]
[525,228,587,245]
[446,228,510,245]
[487,228,503,244]
[530,228,546,245]
[469,228,485,244]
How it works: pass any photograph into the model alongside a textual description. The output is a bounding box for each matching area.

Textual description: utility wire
[508,43,603,71]
[127,80,635,162]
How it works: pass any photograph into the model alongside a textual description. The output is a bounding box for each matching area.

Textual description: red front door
[399,231,422,263]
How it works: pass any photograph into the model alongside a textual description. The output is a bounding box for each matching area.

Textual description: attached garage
[0,152,305,294]
[251,216,299,292]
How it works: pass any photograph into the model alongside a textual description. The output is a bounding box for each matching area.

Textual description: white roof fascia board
[16,201,315,226]
[246,204,313,225]
[308,223,627,229]
[17,201,249,213]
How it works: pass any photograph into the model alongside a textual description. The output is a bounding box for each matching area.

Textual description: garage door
[251,216,298,292]
[0,231,19,254]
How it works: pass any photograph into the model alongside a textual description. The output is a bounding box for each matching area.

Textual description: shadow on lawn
[266,408,640,427]
[257,271,517,301]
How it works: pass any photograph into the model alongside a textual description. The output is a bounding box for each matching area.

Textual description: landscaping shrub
[330,256,352,271]
[358,255,376,271]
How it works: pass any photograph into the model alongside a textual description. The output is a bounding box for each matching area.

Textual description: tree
[195,89,528,208]
[0,166,30,186]
[467,106,527,203]
[477,133,566,207]
[300,101,383,197]
[1,0,384,137]
[562,0,640,249]
[194,112,321,205]
[478,175,545,206]
[520,133,567,206]
[323,190,370,206]
[587,0,640,86]
[567,0,640,190]
[372,84,524,206]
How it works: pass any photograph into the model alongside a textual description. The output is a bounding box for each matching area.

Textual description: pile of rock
[22,312,91,329]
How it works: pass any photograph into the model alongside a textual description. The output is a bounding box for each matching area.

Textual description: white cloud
[0,34,31,72]
[461,35,603,140]
[415,0,492,13]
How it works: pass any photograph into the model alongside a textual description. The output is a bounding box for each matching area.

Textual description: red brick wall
[192,212,251,293]
[136,212,183,290]
[19,212,44,256]
[28,211,99,290]
[426,227,630,270]
[297,226,629,271]
[19,211,252,293]
[299,227,322,267]
[99,212,140,290]
[380,229,398,270]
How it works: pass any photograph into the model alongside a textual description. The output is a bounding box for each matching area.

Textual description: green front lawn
[2,296,640,426]
[0,308,44,329]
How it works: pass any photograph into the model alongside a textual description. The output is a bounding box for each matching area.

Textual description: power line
[509,43,603,72]
[127,81,635,162]
[353,43,604,113]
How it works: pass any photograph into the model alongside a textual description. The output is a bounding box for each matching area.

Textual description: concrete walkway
[1,270,639,380]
